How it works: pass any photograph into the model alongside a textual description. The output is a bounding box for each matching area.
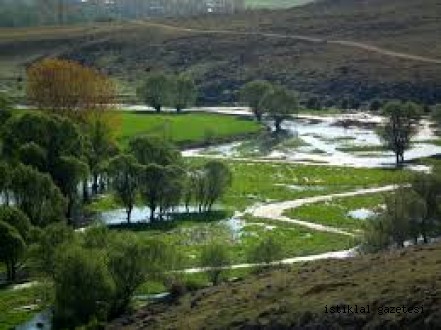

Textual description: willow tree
[26,58,116,121]
[171,74,197,113]
[107,155,142,223]
[377,101,421,166]
[240,80,273,121]
[137,73,172,113]
[260,86,298,132]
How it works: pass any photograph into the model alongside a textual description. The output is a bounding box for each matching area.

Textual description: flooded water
[348,208,377,220]
[98,205,200,225]
[16,309,52,330]
[183,114,441,169]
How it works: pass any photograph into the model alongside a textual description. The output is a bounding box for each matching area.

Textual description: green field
[108,213,353,269]
[118,112,262,147]
[213,160,410,210]
[284,193,387,233]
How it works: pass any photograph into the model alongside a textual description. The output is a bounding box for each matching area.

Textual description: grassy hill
[1,0,441,104]
[109,242,441,329]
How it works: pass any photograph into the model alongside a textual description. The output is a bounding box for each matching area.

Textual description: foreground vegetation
[109,242,441,329]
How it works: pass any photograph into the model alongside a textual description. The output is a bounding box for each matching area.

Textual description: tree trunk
[395,152,400,166]
[422,231,428,244]
[127,206,132,224]
[92,174,98,195]
[149,205,155,222]
[66,197,73,224]
[176,107,182,113]
[254,109,262,122]
[275,119,282,132]
[155,105,161,113]
[82,179,89,203]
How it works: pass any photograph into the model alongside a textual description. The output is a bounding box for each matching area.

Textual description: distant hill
[1,0,441,105]
[246,0,314,8]
[109,242,441,329]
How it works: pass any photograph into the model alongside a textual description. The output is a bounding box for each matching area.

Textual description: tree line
[0,59,232,282]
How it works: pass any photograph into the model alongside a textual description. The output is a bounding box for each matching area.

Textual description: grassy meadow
[284,193,387,233]
[117,112,262,147]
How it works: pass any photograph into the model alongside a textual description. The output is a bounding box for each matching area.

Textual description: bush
[200,242,231,285]
[248,236,283,265]
[53,245,115,328]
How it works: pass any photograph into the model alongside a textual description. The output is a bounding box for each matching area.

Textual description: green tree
[139,164,177,221]
[158,165,185,218]
[240,80,273,121]
[248,236,283,265]
[411,170,441,243]
[260,86,298,132]
[377,101,421,166]
[137,73,172,112]
[0,162,10,205]
[0,221,25,282]
[0,206,32,242]
[129,135,180,166]
[172,74,197,113]
[107,154,142,223]
[107,234,150,315]
[85,115,119,195]
[53,245,115,328]
[0,92,12,128]
[200,242,231,285]
[383,188,426,248]
[202,161,232,212]
[18,142,47,172]
[53,156,89,221]
[11,164,66,226]
[361,216,391,253]
[33,222,74,278]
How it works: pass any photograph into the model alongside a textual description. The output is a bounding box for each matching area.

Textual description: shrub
[248,236,283,265]
[200,242,231,285]
[53,245,115,328]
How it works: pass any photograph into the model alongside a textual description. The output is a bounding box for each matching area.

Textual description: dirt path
[180,185,397,272]
[134,20,441,65]
[248,185,398,236]
[182,248,356,273]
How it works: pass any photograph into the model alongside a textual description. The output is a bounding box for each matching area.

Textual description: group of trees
[137,72,198,113]
[30,223,181,328]
[362,168,441,252]
[108,135,232,223]
[240,80,298,132]
[0,59,232,281]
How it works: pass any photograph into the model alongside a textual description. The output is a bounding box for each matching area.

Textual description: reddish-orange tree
[26,58,116,121]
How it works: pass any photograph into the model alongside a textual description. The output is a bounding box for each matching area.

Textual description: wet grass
[109,211,353,269]
[284,193,388,233]
[208,160,411,210]
[0,283,51,330]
